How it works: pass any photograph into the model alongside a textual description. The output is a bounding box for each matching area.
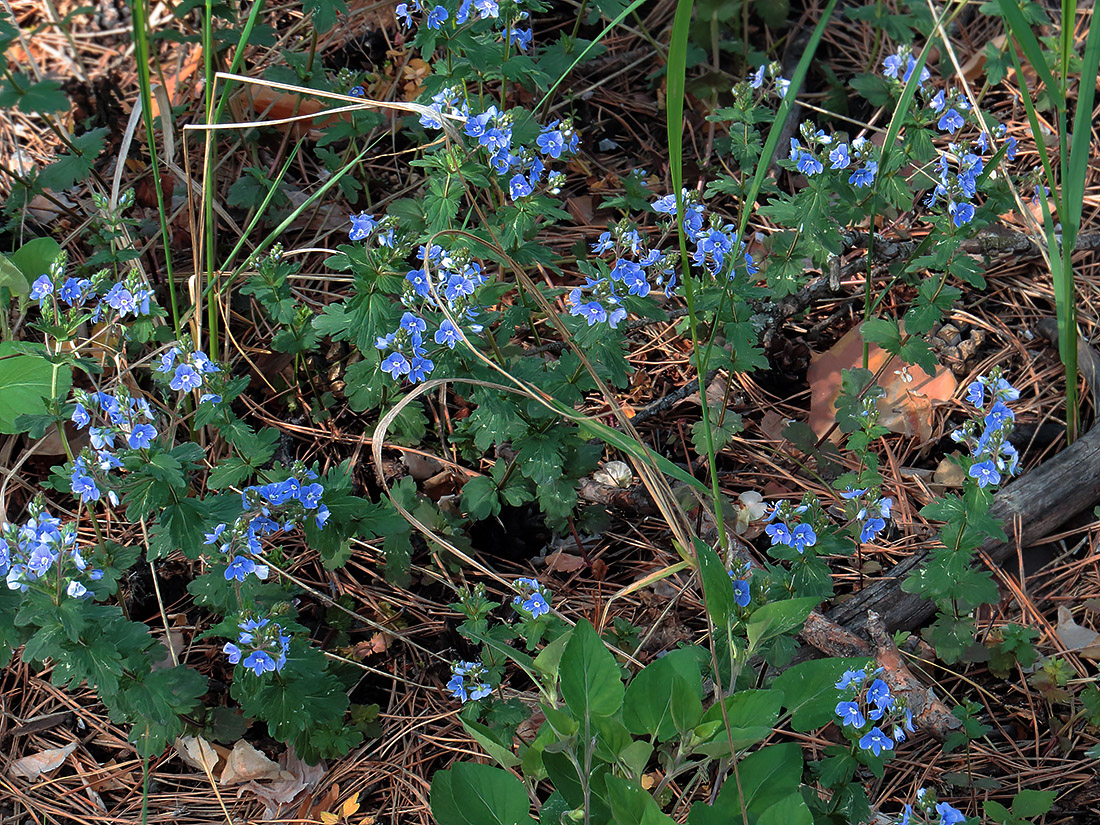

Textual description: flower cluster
[834,666,915,757]
[1,505,101,596]
[764,500,818,554]
[951,370,1020,488]
[570,189,758,328]
[788,125,878,188]
[154,346,223,403]
[30,256,155,326]
[224,616,291,676]
[511,577,551,618]
[747,60,791,98]
[840,487,894,543]
[897,788,966,825]
[395,0,533,51]
[205,470,330,583]
[376,310,437,382]
[68,387,160,505]
[448,660,492,702]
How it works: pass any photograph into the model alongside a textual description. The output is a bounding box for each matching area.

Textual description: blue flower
[170,364,203,392]
[426,4,448,28]
[765,521,792,547]
[349,213,377,240]
[381,352,411,379]
[834,668,867,690]
[224,641,242,664]
[481,127,510,153]
[829,143,850,169]
[537,129,566,158]
[789,523,817,554]
[573,300,607,326]
[858,726,894,756]
[473,0,498,17]
[444,272,476,301]
[72,403,90,429]
[407,355,434,383]
[796,151,823,176]
[204,523,227,547]
[30,274,53,304]
[508,174,533,200]
[865,678,893,710]
[849,161,877,188]
[435,320,461,349]
[936,803,966,825]
[835,701,866,727]
[70,470,100,502]
[930,89,946,112]
[949,201,975,227]
[883,53,903,78]
[89,427,114,450]
[969,460,1000,488]
[58,277,90,305]
[225,555,257,582]
[729,575,750,607]
[1005,136,1018,161]
[242,650,277,675]
[750,64,765,88]
[966,380,984,407]
[127,423,157,450]
[937,108,965,133]
[652,193,679,214]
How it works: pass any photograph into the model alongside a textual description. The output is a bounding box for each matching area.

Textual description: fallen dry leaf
[237,747,326,820]
[175,735,220,774]
[220,740,284,786]
[1056,607,1100,659]
[546,550,587,573]
[808,323,958,443]
[8,742,77,780]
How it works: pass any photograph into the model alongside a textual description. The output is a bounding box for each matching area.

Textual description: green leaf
[697,688,783,752]
[687,743,804,825]
[623,647,705,741]
[605,775,677,825]
[38,128,108,191]
[746,597,820,652]
[18,78,69,113]
[0,343,72,433]
[460,718,521,769]
[771,657,869,732]
[1011,789,1056,818]
[757,794,812,825]
[694,538,734,631]
[430,761,532,825]
[560,619,624,721]
[9,237,62,290]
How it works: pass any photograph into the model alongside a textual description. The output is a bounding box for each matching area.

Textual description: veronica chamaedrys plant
[902,369,1020,662]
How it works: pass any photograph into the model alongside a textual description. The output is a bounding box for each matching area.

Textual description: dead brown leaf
[546,550,587,573]
[1057,607,1100,659]
[8,742,77,780]
[807,323,957,443]
[220,740,285,786]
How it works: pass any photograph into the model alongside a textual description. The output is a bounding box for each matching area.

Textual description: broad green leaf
[0,343,72,433]
[771,657,869,732]
[7,237,60,293]
[460,718,521,769]
[757,793,813,825]
[746,597,820,652]
[430,762,531,825]
[623,647,705,741]
[685,743,804,825]
[1011,789,1056,818]
[559,619,624,721]
[605,775,677,825]
[694,538,734,631]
